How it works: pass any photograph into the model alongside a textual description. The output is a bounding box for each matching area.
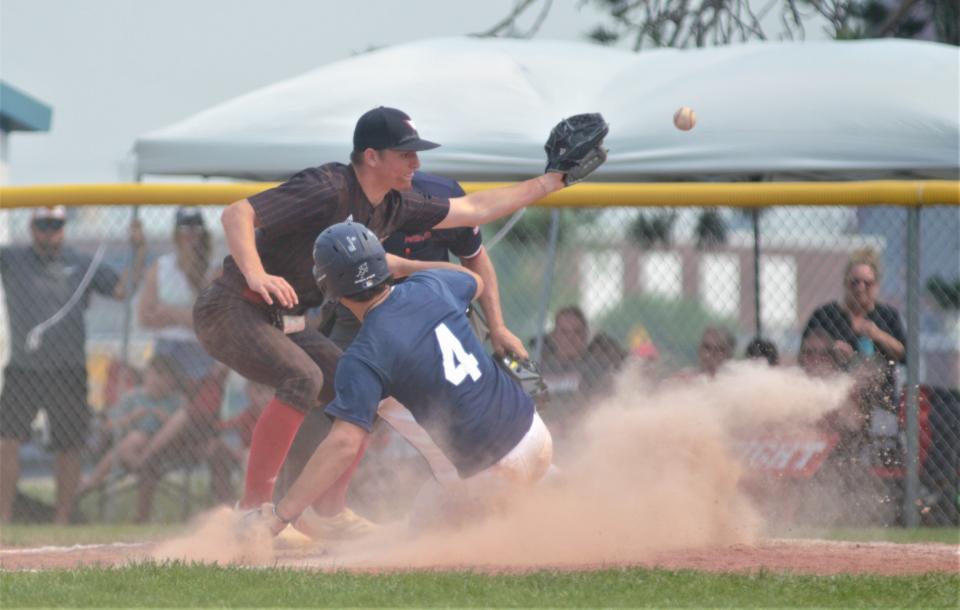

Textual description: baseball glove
[498,352,550,408]
[544,113,609,185]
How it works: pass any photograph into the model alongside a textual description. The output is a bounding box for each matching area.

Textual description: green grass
[780,526,960,545]
[2,525,956,608]
[0,523,185,547]
[1,563,957,608]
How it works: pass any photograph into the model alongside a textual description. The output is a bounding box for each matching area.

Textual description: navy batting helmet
[312,221,392,300]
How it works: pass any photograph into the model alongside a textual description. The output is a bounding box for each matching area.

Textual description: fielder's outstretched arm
[434,173,564,229]
[434,112,609,229]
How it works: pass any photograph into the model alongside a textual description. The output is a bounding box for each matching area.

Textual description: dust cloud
[150,506,276,565]
[321,361,853,569]
[151,361,852,568]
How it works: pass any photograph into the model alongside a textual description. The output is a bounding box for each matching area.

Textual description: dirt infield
[1,538,957,575]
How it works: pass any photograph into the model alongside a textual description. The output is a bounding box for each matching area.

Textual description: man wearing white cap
[0,207,145,524]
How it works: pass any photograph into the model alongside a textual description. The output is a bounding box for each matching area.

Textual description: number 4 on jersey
[435,323,482,385]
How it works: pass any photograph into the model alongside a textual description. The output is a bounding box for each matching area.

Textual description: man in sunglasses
[0,206,145,524]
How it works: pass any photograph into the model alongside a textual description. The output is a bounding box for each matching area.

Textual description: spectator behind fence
[802,248,906,412]
[665,326,736,385]
[130,207,230,522]
[537,306,590,398]
[697,326,737,378]
[799,327,872,455]
[534,306,591,463]
[88,362,143,465]
[698,326,736,377]
[76,355,182,497]
[126,364,230,523]
[744,337,779,366]
[0,206,145,524]
[138,206,219,398]
[581,332,628,398]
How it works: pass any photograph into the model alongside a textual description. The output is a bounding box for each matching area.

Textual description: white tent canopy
[133,36,959,182]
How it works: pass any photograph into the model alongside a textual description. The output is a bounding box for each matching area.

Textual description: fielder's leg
[194,284,331,508]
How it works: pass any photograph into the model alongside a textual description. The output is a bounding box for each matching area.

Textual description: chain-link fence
[1,202,957,527]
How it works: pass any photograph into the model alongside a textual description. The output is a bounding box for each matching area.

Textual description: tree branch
[473,0,541,37]
[873,0,924,37]
[523,0,554,38]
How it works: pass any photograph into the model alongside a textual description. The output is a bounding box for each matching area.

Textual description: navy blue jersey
[383,172,482,262]
[325,269,534,478]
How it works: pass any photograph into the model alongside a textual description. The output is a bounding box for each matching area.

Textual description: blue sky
[0,0,612,184]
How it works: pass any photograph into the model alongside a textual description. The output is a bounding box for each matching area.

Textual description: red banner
[734,433,840,478]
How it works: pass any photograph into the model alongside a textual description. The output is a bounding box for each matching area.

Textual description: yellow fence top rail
[1,180,958,209]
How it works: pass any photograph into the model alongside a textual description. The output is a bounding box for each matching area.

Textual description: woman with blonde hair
[139,207,216,388]
[802,248,906,410]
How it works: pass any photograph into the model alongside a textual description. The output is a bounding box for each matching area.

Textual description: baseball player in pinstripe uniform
[193,107,568,533]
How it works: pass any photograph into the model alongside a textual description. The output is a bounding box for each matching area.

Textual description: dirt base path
[2,538,957,575]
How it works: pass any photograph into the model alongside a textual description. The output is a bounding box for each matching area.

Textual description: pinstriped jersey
[220,163,449,312]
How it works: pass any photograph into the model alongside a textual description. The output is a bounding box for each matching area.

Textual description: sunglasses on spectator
[848,278,875,288]
[32,219,65,232]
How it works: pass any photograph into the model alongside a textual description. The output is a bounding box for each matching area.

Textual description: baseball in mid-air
[673,106,697,131]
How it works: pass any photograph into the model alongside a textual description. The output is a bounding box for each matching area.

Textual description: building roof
[0,81,52,133]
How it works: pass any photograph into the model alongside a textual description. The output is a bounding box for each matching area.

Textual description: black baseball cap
[353,106,440,153]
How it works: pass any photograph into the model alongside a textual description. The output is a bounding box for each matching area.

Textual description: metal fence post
[751,208,762,338]
[903,204,921,528]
